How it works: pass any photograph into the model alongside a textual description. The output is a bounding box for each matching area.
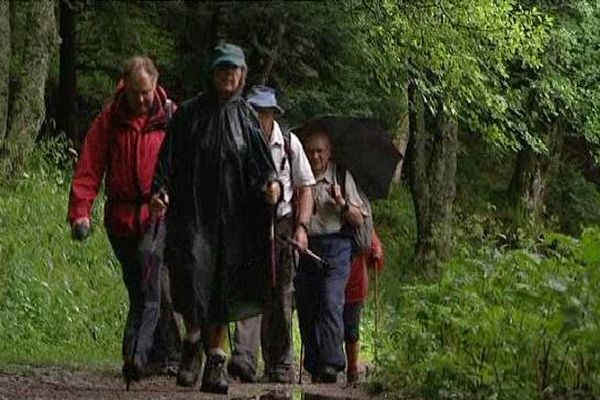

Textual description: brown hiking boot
[201,350,228,394]
[346,369,359,384]
[265,369,294,384]
[317,365,338,383]
[227,360,257,383]
[176,340,202,387]
[122,358,142,389]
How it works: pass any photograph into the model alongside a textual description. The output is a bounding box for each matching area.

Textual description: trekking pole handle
[279,235,328,267]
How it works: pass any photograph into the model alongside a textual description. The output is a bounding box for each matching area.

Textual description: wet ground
[0,366,378,400]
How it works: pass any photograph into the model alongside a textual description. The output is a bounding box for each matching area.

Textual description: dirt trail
[0,366,378,400]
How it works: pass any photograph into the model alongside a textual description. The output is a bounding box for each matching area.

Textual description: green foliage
[546,159,600,236]
[372,229,600,399]
[524,1,600,144]
[75,1,177,119]
[0,138,124,366]
[359,0,550,150]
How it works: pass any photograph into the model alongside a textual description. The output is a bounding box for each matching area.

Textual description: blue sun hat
[210,42,247,69]
[246,85,284,114]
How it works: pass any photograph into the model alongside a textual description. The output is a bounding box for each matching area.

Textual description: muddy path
[0,366,382,400]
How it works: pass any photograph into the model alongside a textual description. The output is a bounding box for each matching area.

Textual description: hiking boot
[144,358,180,377]
[346,369,359,384]
[176,340,202,387]
[201,350,229,394]
[122,359,142,390]
[317,365,338,383]
[227,360,257,383]
[265,369,293,384]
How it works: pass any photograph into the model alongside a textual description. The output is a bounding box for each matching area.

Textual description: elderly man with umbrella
[296,117,401,383]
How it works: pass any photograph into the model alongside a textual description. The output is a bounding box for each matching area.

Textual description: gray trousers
[231,216,295,376]
[109,218,182,368]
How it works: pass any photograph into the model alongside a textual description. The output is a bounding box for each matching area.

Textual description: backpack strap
[282,127,293,179]
[165,99,173,123]
[281,127,298,218]
[335,164,347,199]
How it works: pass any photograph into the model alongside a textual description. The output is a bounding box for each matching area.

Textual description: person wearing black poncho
[150,43,280,394]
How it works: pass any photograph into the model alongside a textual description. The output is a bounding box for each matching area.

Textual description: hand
[372,248,383,260]
[343,204,364,227]
[293,225,308,252]
[150,192,169,216]
[71,217,90,241]
[330,184,345,206]
[265,181,281,205]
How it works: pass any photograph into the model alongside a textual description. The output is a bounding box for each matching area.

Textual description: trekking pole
[270,210,277,288]
[277,236,328,267]
[227,322,234,354]
[299,342,304,384]
[373,268,380,369]
[269,208,277,369]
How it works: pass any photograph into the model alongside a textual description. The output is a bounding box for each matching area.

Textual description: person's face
[257,110,275,136]
[305,133,331,175]
[125,71,156,116]
[213,65,243,99]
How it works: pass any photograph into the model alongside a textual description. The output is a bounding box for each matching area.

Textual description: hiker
[296,130,368,383]
[344,229,384,383]
[67,56,179,383]
[150,43,280,394]
[228,85,315,384]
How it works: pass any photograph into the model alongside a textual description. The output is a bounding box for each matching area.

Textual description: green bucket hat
[210,42,247,70]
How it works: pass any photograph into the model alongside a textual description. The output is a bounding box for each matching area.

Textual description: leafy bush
[372,228,600,399]
[546,160,600,236]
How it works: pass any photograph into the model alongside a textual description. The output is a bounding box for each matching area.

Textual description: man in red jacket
[67,56,176,383]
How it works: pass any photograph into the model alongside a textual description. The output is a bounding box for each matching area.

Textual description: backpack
[335,165,373,256]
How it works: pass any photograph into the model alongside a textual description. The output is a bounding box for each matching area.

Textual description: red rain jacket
[345,230,384,303]
[68,86,172,238]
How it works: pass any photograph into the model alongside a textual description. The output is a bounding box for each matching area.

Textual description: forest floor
[0,366,386,400]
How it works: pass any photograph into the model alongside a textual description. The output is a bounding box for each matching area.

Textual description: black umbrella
[295,116,402,200]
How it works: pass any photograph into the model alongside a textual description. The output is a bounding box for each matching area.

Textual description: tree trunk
[508,119,565,224]
[58,0,78,148]
[259,16,287,85]
[178,3,225,98]
[0,0,9,141]
[0,0,57,179]
[392,84,410,183]
[407,83,457,280]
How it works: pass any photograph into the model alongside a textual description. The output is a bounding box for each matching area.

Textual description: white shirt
[269,121,315,218]
[308,162,367,236]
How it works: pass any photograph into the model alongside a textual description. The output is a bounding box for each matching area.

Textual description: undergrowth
[0,137,125,367]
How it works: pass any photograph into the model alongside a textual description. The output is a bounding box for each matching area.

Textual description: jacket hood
[111,84,170,131]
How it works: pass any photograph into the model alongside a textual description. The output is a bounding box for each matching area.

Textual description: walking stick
[277,236,327,267]
[373,268,380,369]
[299,342,304,384]
[227,322,233,354]
[270,210,276,288]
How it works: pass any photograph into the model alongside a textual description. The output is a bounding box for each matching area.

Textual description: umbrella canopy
[295,116,402,200]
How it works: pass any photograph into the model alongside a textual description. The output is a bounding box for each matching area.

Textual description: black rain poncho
[153,88,276,328]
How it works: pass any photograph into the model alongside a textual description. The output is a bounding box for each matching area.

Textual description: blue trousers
[295,235,352,375]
